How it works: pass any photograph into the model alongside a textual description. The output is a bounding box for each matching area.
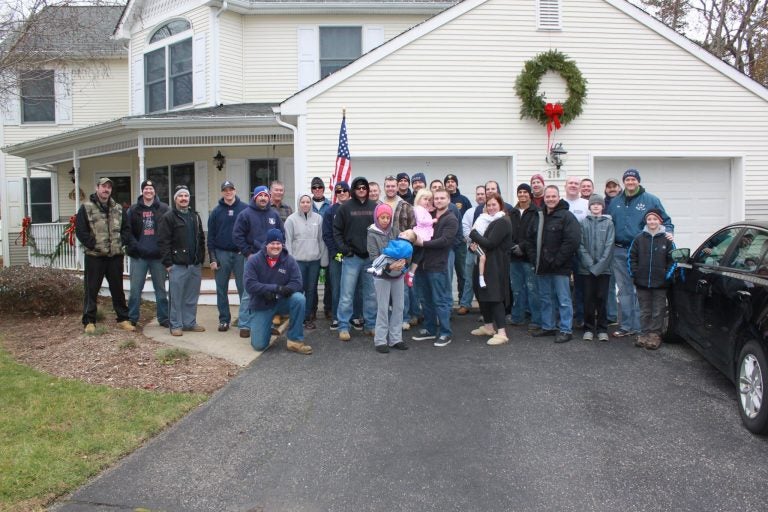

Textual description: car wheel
[738,340,768,435]
[662,294,682,343]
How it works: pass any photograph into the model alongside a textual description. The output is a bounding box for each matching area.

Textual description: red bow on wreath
[21,216,31,247]
[64,215,77,246]
[544,103,563,150]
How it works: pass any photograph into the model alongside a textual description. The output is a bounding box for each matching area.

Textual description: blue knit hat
[253,185,270,198]
[411,172,427,185]
[265,228,284,244]
[622,168,641,182]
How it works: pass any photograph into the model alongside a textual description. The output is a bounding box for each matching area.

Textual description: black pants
[83,254,129,325]
[479,301,506,330]
[583,274,610,333]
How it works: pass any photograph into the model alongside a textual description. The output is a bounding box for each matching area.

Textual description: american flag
[331,114,351,203]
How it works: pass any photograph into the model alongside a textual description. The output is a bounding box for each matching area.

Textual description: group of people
[75,166,676,357]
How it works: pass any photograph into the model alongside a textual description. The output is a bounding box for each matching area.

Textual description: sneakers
[170,329,183,336]
[404,272,415,288]
[286,340,312,355]
[412,329,436,341]
[471,325,495,337]
[218,322,229,332]
[433,335,452,347]
[351,318,364,331]
[612,329,635,338]
[597,332,609,342]
[583,331,594,341]
[554,332,573,343]
[329,320,340,330]
[339,330,351,342]
[84,323,96,334]
[532,328,557,337]
[303,320,316,330]
[182,325,205,332]
[487,334,509,346]
[402,322,411,331]
[239,329,251,338]
[118,320,136,332]
[375,345,390,354]
[392,341,409,350]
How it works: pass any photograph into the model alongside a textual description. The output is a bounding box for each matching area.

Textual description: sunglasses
[311,185,324,190]
[355,185,368,190]
[335,189,349,194]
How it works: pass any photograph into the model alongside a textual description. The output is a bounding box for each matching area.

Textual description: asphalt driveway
[54,315,768,511]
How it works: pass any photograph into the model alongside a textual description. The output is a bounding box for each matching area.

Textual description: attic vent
[537,0,561,30]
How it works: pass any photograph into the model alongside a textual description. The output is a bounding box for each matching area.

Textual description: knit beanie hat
[140,179,155,192]
[644,208,663,223]
[253,185,270,198]
[265,228,284,244]
[310,177,325,189]
[530,174,546,186]
[374,203,393,233]
[411,172,427,185]
[517,183,532,195]
[173,185,189,200]
[623,168,641,182]
[588,194,605,209]
[396,172,410,183]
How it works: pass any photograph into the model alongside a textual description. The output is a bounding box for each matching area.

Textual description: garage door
[594,158,732,250]
[354,157,512,206]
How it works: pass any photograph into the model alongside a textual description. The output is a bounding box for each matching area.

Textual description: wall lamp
[213,150,226,171]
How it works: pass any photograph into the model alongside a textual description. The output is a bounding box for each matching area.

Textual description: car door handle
[696,279,709,291]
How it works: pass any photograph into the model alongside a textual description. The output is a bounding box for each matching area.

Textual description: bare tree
[634,0,768,86]
[0,1,126,101]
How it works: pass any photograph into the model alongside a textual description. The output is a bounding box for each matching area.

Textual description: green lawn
[0,347,207,511]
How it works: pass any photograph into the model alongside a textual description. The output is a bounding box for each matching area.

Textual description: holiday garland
[515,50,587,127]
[16,215,77,264]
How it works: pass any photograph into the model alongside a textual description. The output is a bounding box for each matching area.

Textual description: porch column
[73,150,81,269]
[138,134,145,182]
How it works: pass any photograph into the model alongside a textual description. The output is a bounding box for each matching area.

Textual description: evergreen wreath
[16,216,77,264]
[515,50,587,126]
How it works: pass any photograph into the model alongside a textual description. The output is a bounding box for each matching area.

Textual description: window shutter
[297,26,319,89]
[132,55,144,115]
[537,0,561,30]
[363,26,385,54]
[54,70,73,125]
[194,160,210,228]
[226,158,248,195]
[6,177,24,229]
[1,73,20,125]
[193,33,207,105]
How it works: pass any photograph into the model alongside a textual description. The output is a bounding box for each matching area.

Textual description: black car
[667,222,768,434]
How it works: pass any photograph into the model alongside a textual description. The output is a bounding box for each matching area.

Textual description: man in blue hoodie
[244,228,311,355]
[607,168,673,338]
[233,185,284,338]
[208,180,248,332]
[125,179,170,327]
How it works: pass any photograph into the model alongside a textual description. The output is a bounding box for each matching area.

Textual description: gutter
[212,1,229,106]
[205,0,455,15]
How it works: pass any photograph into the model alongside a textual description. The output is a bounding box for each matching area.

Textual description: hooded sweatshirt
[233,197,284,257]
[284,205,327,263]
[332,176,375,258]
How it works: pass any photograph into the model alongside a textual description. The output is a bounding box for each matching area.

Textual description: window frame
[319,26,363,79]
[20,69,56,124]
[144,21,193,114]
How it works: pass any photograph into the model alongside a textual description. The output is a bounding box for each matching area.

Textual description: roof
[3,5,126,58]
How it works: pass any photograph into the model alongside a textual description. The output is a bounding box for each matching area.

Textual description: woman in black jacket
[469,193,514,345]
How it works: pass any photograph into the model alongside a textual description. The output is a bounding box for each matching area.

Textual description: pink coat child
[404,188,437,287]
[412,205,435,242]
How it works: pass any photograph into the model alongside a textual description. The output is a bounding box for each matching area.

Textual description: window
[145,21,193,113]
[319,27,361,79]
[21,70,55,123]
[26,177,53,222]
[726,229,768,271]
[694,227,741,266]
[249,159,278,191]
[147,163,196,211]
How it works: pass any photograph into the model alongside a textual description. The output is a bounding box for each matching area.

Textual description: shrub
[0,265,83,316]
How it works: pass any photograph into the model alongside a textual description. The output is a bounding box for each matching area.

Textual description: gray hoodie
[284,210,328,265]
[577,214,615,276]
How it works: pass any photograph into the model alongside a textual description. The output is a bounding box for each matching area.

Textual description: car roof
[722,221,768,231]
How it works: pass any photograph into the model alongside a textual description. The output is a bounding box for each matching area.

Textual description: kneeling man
[244,228,312,354]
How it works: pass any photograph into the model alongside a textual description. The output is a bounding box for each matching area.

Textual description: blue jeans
[572,256,584,324]
[128,257,168,325]
[459,250,476,308]
[337,255,376,331]
[328,258,342,320]
[606,273,618,322]
[213,249,245,325]
[454,243,467,300]
[297,259,321,321]
[510,260,541,327]
[248,292,305,351]
[537,274,573,333]
[418,270,452,338]
[612,246,641,332]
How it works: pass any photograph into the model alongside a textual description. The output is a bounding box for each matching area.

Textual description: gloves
[334,252,344,263]
[277,286,293,297]
[262,292,278,302]
[511,244,524,257]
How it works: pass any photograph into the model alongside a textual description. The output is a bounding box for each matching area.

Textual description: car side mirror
[671,248,690,263]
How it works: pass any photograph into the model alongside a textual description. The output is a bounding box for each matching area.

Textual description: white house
[3,0,768,267]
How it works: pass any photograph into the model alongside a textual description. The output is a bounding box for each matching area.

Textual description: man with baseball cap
[125,179,170,328]
[158,185,206,336]
[607,168,673,338]
[244,228,312,355]
[75,177,134,333]
[233,185,284,338]
[208,180,248,332]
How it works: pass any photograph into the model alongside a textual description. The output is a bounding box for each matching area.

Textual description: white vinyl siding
[297,0,768,219]
[242,14,428,103]
[218,11,244,104]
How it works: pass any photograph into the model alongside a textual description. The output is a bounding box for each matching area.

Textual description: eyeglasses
[355,185,368,190]
[334,189,349,195]
[311,185,324,190]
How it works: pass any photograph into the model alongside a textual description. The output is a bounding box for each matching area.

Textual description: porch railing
[27,222,132,273]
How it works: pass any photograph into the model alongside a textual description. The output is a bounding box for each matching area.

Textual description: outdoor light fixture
[547,142,568,170]
[213,150,226,171]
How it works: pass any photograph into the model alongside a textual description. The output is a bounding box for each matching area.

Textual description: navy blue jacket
[207,196,247,260]
[233,199,284,257]
[125,195,170,259]
[322,202,342,257]
[244,247,303,310]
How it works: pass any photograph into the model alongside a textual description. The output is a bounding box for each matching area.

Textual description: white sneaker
[402,322,411,331]
[583,331,594,341]
[487,334,509,346]
[433,335,452,347]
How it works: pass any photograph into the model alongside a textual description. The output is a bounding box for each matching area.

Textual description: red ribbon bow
[64,215,77,246]
[544,102,564,152]
[21,216,31,247]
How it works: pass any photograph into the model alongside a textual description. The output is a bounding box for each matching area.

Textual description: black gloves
[511,244,524,257]
[277,286,293,297]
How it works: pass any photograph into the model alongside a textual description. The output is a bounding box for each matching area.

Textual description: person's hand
[210,261,219,271]
[166,266,172,273]
[665,232,675,242]
[511,244,523,257]
[277,286,293,297]
[389,259,406,272]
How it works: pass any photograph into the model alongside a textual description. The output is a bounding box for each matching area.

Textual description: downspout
[213,1,229,106]
[274,111,304,196]
[73,150,81,270]
[0,122,7,266]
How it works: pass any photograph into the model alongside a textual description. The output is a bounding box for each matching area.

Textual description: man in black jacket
[508,183,541,332]
[526,185,581,343]
[125,179,170,327]
[411,187,459,347]
[158,185,206,336]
